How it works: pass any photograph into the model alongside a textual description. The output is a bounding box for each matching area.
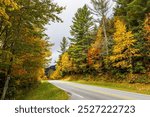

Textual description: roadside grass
[17,81,69,100]
[73,80,150,95]
[62,75,150,95]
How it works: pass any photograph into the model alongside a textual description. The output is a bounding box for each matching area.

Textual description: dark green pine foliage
[114,0,150,31]
[58,37,68,54]
[114,0,134,19]
[114,0,150,73]
[69,5,94,73]
[127,0,150,31]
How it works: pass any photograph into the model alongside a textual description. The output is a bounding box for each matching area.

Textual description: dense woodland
[0,0,150,100]
[0,0,63,99]
[51,0,150,83]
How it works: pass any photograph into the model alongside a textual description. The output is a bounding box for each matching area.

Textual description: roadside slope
[17,81,68,100]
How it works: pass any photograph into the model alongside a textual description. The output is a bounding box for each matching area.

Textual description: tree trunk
[102,17,109,55]
[1,75,10,100]
[129,52,133,81]
[1,50,13,100]
[102,16,109,69]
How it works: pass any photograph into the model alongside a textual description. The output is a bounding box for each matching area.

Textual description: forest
[0,0,150,100]
[0,0,63,99]
[51,0,150,85]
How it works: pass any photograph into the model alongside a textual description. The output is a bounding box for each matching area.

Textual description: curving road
[48,80,150,100]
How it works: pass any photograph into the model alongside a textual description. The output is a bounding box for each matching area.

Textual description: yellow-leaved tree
[61,52,75,72]
[110,18,138,80]
[144,13,150,55]
[0,0,19,20]
[144,13,150,72]
[50,64,62,80]
[51,52,75,79]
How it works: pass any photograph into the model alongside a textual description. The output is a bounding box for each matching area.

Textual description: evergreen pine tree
[58,37,68,54]
[69,5,94,72]
[90,0,110,55]
[114,0,150,31]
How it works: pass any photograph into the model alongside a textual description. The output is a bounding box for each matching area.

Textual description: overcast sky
[45,0,115,65]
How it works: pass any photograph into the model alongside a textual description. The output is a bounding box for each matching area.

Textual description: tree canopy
[51,0,150,84]
[0,0,64,99]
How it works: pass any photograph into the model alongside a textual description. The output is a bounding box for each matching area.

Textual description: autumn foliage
[52,2,150,84]
[0,0,63,99]
[110,19,138,69]
[0,0,19,20]
[144,13,150,55]
[51,52,76,79]
[88,27,103,70]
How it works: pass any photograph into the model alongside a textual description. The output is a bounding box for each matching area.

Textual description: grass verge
[73,80,150,95]
[17,81,68,100]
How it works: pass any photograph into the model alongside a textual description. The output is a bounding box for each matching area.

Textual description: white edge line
[71,92,84,98]
[52,85,84,99]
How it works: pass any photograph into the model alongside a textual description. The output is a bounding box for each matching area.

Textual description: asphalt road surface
[48,80,150,100]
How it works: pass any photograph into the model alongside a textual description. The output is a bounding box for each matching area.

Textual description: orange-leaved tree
[88,27,103,71]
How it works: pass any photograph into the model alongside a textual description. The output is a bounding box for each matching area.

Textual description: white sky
[45,0,115,65]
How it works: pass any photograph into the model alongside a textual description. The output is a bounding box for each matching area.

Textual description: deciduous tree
[88,27,103,71]
[0,0,64,99]
[110,18,138,80]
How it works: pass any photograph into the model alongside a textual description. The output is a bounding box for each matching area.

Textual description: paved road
[48,80,150,100]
